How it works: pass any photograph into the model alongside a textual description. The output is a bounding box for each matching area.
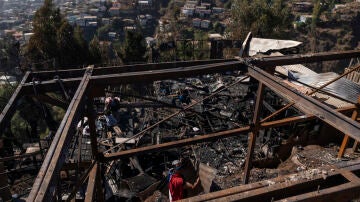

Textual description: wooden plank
[84,162,98,202]
[244,82,265,184]
[0,71,30,133]
[338,110,358,158]
[275,182,360,202]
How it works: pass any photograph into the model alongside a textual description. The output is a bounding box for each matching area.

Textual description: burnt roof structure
[1,47,360,201]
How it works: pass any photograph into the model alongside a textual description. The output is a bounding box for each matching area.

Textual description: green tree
[26,0,62,69]
[97,24,111,40]
[25,0,90,69]
[311,0,321,33]
[213,21,224,34]
[230,0,292,39]
[73,26,89,65]
[57,21,78,67]
[89,36,102,64]
[111,17,123,31]
[121,31,148,64]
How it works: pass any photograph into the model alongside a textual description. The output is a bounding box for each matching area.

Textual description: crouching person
[168,160,200,201]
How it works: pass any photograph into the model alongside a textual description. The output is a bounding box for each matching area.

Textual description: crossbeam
[251,50,360,67]
[20,50,360,94]
[0,71,30,133]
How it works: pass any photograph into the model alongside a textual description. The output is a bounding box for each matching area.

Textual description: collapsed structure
[1,36,360,201]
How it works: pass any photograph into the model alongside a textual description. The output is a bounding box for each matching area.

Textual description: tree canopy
[25,0,90,70]
[230,0,292,39]
[120,31,148,64]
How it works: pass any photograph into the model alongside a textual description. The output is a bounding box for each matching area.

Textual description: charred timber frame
[243,82,265,184]
[27,67,93,201]
[0,71,30,133]
[0,49,356,201]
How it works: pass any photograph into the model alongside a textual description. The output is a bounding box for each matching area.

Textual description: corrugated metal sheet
[273,52,317,77]
[297,72,360,104]
[249,38,302,56]
[282,80,354,109]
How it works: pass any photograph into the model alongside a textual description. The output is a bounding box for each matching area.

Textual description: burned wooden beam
[338,109,358,158]
[260,106,355,129]
[0,71,29,133]
[103,126,251,161]
[19,50,360,96]
[251,50,360,67]
[243,82,265,184]
[27,59,235,82]
[84,162,98,202]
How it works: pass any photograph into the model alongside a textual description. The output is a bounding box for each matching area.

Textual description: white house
[182,7,195,17]
[193,18,201,27]
[212,7,224,13]
[201,20,210,29]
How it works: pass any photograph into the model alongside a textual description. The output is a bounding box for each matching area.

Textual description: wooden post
[243,82,265,184]
[87,97,99,161]
[0,162,11,201]
[338,110,358,158]
[352,97,360,152]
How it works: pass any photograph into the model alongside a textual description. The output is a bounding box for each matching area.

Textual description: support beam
[260,106,355,129]
[84,162,98,202]
[103,126,251,161]
[243,82,265,184]
[21,50,360,95]
[96,163,105,202]
[90,61,245,88]
[87,97,99,160]
[66,161,97,202]
[275,182,360,202]
[251,50,360,67]
[239,32,252,57]
[22,61,244,95]
[27,59,235,82]
[0,71,29,133]
[247,64,360,142]
[338,110,358,158]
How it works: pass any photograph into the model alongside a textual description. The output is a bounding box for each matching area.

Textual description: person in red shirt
[168,160,200,201]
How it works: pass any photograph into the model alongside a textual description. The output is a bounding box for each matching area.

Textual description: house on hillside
[109,7,120,16]
[201,20,210,29]
[192,18,201,27]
